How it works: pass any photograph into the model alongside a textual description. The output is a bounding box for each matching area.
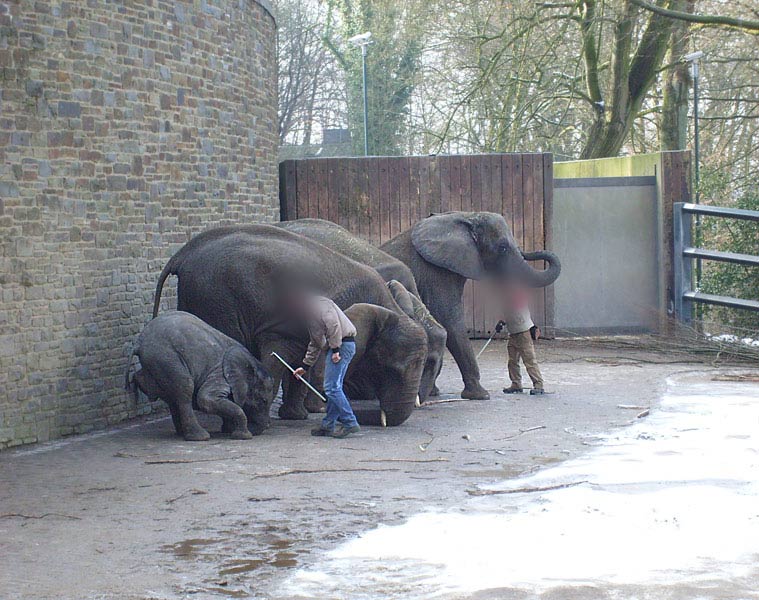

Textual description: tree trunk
[661,0,694,151]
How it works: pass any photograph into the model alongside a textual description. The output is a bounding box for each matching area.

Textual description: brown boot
[503,384,523,394]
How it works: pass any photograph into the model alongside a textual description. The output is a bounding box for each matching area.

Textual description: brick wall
[0,0,278,448]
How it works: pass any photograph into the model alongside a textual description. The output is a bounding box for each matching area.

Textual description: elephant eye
[498,243,509,254]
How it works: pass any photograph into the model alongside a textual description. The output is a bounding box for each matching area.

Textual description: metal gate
[673,202,759,321]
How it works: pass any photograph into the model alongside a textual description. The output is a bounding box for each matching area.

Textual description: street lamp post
[348,31,373,156]
[685,50,704,309]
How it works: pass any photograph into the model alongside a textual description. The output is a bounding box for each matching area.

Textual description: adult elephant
[381,211,561,400]
[152,224,428,426]
[277,219,420,296]
[276,219,446,403]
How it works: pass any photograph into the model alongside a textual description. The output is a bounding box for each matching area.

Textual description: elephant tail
[152,256,178,318]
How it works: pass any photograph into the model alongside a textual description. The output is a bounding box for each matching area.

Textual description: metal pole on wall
[348,32,373,156]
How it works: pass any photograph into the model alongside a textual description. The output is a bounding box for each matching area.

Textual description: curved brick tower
[0,1,278,447]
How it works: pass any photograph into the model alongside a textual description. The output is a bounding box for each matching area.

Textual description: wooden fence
[279,153,554,337]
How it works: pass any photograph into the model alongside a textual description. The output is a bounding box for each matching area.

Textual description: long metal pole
[361,44,369,156]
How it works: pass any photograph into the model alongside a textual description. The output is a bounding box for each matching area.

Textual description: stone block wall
[0,0,278,448]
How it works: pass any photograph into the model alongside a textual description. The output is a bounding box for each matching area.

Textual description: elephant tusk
[415,395,421,408]
[380,410,387,427]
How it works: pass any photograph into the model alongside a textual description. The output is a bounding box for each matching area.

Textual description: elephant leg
[440,308,490,400]
[167,402,185,437]
[196,381,252,440]
[303,359,326,413]
[158,372,209,441]
[430,384,440,397]
[259,340,308,421]
[135,369,185,435]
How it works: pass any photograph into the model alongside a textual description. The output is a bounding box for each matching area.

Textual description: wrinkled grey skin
[125,311,275,441]
[276,219,420,296]
[276,219,447,404]
[381,211,561,400]
[152,225,428,426]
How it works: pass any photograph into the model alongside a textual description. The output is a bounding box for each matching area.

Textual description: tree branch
[630,0,759,31]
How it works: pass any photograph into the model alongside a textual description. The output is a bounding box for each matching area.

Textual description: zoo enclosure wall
[279,150,691,338]
[0,0,279,449]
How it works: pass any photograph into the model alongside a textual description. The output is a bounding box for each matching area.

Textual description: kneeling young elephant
[125,311,275,441]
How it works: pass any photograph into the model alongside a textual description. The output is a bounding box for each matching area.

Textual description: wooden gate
[279,153,554,337]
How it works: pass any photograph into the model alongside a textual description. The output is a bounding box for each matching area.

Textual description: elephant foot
[429,384,440,397]
[231,429,254,440]
[278,404,308,421]
[183,428,211,442]
[461,384,490,400]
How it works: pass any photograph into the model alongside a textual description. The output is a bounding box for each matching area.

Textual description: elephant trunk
[349,380,417,427]
[513,250,561,288]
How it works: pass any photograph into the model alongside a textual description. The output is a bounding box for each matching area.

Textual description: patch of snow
[276,377,759,598]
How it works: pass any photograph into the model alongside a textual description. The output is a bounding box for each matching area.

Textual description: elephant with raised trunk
[126,311,274,441]
[152,225,428,426]
[276,218,447,404]
[381,211,561,400]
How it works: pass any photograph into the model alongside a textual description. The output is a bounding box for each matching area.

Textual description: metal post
[673,203,694,323]
[692,59,702,296]
[361,44,369,156]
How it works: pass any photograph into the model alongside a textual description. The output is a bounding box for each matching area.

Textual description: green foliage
[700,169,759,333]
[324,0,426,156]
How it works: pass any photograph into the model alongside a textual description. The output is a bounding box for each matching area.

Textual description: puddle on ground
[162,538,222,558]
[275,377,759,599]
[219,559,266,575]
[202,586,249,597]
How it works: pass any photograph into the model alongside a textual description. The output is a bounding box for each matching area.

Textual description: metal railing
[673,202,759,322]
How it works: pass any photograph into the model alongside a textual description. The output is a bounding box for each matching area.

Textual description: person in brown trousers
[499,287,545,395]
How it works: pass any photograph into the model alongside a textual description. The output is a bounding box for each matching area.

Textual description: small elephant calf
[126,311,274,441]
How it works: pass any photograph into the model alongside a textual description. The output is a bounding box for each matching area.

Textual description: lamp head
[348,31,373,46]
[684,51,704,62]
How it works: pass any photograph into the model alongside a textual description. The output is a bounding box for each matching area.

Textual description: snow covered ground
[278,373,759,599]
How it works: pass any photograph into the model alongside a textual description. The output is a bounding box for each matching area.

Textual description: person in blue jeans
[292,295,360,438]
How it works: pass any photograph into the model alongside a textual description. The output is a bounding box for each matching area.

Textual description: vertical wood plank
[347,159,359,235]
[327,158,340,224]
[399,157,411,233]
[440,156,452,213]
[429,156,442,215]
[295,160,310,220]
[408,156,421,227]
[388,158,402,238]
[316,159,329,220]
[418,156,430,222]
[378,157,391,244]
[279,160,297,221]
[368,158,381,245]
[512,155,525,249]
[357,158,370,239]
[336,159,350,229]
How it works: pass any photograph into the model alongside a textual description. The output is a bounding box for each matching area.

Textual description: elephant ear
[222,345,262,408]
[386,280,415,318]
[411,213,484,279]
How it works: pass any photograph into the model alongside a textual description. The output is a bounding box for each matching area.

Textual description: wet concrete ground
[1,338,756,600]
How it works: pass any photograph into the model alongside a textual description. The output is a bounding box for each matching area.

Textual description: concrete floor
[0,338,753,600]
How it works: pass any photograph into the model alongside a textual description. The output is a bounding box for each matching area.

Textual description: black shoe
[503,386,523,394]
[530,388,545,395]
[331,424,361,438]
[311,427,334,437]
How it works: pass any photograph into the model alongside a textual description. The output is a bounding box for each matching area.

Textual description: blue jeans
[321,341,358,430]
